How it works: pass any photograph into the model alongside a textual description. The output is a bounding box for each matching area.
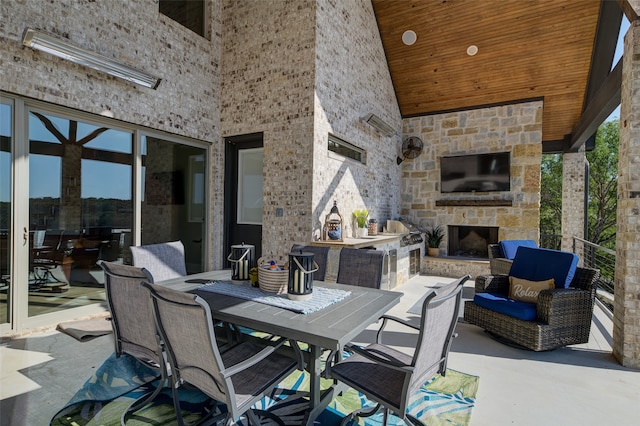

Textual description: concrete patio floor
[1,274,638,425]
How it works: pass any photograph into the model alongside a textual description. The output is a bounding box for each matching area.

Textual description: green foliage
[425,225,445,248]
[540,153,563,237]
[352,209,369,228]
[539,119,618,250]
[587,120,619,249]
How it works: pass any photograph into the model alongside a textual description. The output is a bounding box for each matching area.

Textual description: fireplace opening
[447,225,498,259]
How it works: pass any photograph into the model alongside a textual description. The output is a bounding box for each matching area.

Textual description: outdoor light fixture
[402,30,417,45]
[22,28,161,89]
[362,113,396,137]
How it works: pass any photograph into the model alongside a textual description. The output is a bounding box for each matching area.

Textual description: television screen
[440,152,510,193]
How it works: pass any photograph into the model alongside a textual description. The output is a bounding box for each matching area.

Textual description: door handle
[23,227,28,245]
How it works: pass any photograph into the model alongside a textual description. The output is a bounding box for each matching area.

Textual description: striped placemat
[195,281,351,314]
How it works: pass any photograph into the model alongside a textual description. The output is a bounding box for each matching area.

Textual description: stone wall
[613,17,640,369]
[2,0,224,269]
[220,0,316,261]
[2,0,221,142]
[401,101,543,276]
[561,150,586,252]
[313,0,402,239]
[221,0,401,260]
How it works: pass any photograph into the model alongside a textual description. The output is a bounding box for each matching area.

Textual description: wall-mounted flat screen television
[440,152,511,193]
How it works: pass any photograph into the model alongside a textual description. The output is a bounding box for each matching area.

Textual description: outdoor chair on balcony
[488,240,537,275]
[130,240,187,282]
[326,275,469,426]
[290,244,330,281]
[97,260,166,425]
[464,246,600,351]
[142,281,303,426]
[336,248,385,289]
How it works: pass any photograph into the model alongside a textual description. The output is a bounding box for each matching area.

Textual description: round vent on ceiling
[397,136,424,164]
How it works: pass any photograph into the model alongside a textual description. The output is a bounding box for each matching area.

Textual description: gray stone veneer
[401,101,543,276]
[221,0,401,261]
[614,17,640,369]
[2,0,224,269]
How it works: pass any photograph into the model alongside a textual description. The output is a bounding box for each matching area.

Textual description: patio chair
[326,275,470,426]
[97,260,166,425]
[290,244,330,281]
[336,248,385,289]
[487,243,513,275]
[488,240,538,275]
[464,246,601,351]
[130,240,187,282]
[142,281,303,426]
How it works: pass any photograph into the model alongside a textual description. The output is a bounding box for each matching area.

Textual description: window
[159,0,205,37]
[328,134,365,164]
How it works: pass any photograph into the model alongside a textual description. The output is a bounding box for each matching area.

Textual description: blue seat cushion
[474,292,537,321]
[499,239,538,260]
[509,246,579,289]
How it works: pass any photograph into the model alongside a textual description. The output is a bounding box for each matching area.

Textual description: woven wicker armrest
[536,288,594,325]
[489,258,513,275]
[475,274,509,295]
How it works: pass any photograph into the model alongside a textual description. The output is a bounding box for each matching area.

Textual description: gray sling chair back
[130,240,187,282]
[97,260,166,425]
[142,281,304,426]
[326,275,470,426]
[336,247,386,289]
[131,240,239,347]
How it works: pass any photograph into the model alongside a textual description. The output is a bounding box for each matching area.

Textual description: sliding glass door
[1,94,208,333]
[28,109,135,317]
[0,102,12,326]
[141,135,206,273]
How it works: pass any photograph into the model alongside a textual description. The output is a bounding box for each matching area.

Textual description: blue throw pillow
[473,293,537,321]
[509,246,579,289]
[499,240,538,260]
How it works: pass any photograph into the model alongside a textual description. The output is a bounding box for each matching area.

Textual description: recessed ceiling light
[402,30,417,46]
[467,45,478,56]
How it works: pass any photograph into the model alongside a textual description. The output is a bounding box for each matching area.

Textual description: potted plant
[425,225,444,256]
[352,209,369,238]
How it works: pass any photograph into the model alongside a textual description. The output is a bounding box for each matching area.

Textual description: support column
[561,150,586,252]
[613,17,640,369]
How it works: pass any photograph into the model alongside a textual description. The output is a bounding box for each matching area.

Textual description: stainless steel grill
[386,220,424,247]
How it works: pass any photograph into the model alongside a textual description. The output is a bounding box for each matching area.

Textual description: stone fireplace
[447,225,498,259]
[400,101,542,278]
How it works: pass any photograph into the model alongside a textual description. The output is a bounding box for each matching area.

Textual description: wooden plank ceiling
[372,0,602,145]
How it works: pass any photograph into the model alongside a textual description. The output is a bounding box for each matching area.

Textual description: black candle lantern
[323,200,344,241]
[228,243,255,283]
[287,251,316,300]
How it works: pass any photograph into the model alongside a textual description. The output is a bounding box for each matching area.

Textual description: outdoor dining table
[158,269,402,426]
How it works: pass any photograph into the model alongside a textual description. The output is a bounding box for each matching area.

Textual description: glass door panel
[1,103,12,325]
[28,110,134,317]
[141,135,205,273]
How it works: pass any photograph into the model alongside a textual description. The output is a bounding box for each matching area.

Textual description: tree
[587,119,619,249]
[539,120,618,249]
[539,153,563,238]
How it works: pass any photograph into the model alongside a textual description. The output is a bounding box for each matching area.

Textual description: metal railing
[572,236,615,312]
[541,234,615,312]
[572,237,615,293]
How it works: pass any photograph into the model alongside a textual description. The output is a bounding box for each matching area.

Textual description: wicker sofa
[464,247,600,351]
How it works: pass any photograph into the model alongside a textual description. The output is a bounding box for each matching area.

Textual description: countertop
[309,233,401,248]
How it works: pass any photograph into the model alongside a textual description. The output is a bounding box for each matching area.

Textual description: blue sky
[606,17,631,122]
